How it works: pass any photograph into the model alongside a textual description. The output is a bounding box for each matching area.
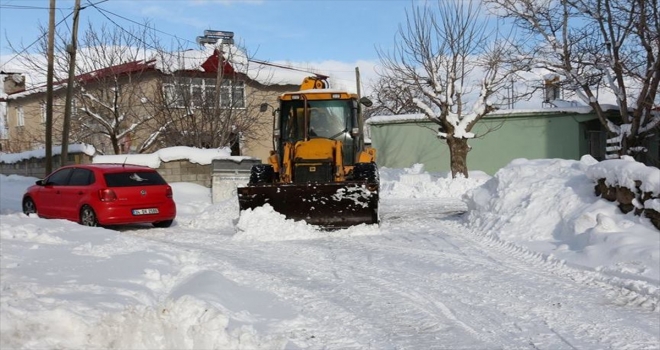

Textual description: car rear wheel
[153,219,173,228]
[22,197,37,216]
[80,205,98,227]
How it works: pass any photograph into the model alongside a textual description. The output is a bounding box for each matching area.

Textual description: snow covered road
[117,199,659,349]
[2,163,659,349]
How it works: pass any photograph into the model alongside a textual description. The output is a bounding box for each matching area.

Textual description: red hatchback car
[22,164,176,227]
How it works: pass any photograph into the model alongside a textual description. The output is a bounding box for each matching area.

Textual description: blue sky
[0,0,414,65]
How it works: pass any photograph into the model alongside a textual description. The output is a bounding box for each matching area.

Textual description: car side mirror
[359,97,373,107]
[36,179,45,186]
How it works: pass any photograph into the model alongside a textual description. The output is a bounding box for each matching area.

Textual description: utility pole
[45,0,56,176]
[197,30,234,110]
[355,66,361,99]
[196,30,234,146]
[61,0,81,166]
[355,66,364,150]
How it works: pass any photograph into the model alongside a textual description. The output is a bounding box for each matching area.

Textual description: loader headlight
[332,93,341,99]
[291,95,300,100]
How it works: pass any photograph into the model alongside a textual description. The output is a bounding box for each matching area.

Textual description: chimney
[2,72,26,94]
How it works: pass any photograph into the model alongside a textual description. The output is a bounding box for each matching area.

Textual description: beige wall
[240,82,296,162]
[4,91,61,152]
[0,151,93,178]
[0,153,210,188]
[3,73,297,163]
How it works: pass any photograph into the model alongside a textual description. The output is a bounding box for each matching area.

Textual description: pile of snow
[379,163,490,199]
[463,156,660,282]
[93,146,251,168]
[234,204,380,242]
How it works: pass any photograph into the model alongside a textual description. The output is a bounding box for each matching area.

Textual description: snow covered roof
[365,105,621,125]
[4,83,65,100]
[93,146,252,168]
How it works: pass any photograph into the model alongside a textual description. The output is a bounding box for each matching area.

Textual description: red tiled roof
[7,51,235,97]
[75,59,158,83]
[200,49,235,75]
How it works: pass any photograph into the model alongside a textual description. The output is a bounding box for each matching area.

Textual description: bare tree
[364,74,421,119]
[378,0,531,177]
[70,23,159,155]
[486,0,660,160]
[9,22,161,155]
[144,45,272,154]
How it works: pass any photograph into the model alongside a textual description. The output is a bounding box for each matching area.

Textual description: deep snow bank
[463,156,660,282]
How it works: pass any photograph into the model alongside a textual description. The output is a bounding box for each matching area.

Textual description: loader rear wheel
[249,164,275,185]
[353,162,379,184]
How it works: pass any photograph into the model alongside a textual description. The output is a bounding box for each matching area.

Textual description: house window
[164,78,214,109]
[163,78,245,109]
[71,98,78,117]
[16,107,24,127]
[227,81,245,108]
[0,114,7,140]
[41,103,46,123]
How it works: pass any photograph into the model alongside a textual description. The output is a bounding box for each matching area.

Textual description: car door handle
[56,190,60,194]
[78,191,84,195]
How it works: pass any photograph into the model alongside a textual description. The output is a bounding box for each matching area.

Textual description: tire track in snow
[362,202,659,349]
[383,199,659,311]
[122,198,659,349]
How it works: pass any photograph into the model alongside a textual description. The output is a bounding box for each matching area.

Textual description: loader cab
[278,96,361,165]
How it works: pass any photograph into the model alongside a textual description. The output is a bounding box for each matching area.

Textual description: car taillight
[99,189,117,202]
[166,187,173,199]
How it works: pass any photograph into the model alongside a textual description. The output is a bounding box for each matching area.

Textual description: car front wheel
[23,197,37,216]
[80,205,98,227]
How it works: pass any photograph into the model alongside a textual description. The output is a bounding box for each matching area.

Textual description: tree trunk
[111,135,120,155]
[447,137,470,178]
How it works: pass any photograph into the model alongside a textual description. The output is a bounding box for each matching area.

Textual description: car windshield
[280,99,351,142]
[104,171,167,187]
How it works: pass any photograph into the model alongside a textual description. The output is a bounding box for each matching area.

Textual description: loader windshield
[280,98,356,164]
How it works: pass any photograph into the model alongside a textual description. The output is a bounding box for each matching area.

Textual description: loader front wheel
[353,162,379,184]
[249,164,275,185]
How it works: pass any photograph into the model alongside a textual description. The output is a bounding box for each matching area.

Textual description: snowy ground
[1,157,658,349]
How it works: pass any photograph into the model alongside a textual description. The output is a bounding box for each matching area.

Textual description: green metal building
[366,108,659,175]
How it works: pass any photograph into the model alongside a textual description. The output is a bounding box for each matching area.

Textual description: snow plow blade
[237,182,379,229]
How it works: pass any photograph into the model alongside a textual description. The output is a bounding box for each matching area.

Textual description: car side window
[45,168,72,186]
[68,169,94,186]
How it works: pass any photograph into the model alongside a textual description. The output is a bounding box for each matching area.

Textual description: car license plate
[132,208,159,215]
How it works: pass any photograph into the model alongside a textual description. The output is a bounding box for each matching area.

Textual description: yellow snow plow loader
[237,76,379,229]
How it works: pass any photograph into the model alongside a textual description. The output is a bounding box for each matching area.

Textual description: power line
[87,3,326,77]
[3,0,351,79]
[0,5,71,10]
[89,4,196,47]
[84,1,347,76]
[1,12,73,68]
[0,0,108,69]
[88,2,160,52]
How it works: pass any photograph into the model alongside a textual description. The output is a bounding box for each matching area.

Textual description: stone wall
[156,159,213,188]
[0,153,213,188]
[594,179,660,230]
[0,152,94,178]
